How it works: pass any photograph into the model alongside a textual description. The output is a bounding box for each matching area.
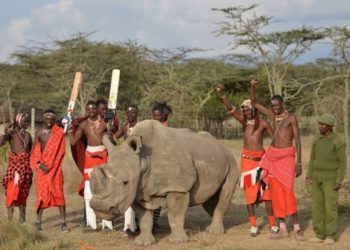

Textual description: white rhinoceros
[90,120,239,245]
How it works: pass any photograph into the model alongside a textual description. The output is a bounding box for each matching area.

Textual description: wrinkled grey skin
[90,120,239,245]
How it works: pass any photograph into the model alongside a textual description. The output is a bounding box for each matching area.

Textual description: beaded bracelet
[229,106,236,113]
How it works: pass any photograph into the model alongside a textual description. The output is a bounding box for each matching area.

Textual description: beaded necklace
[16,128,29,149]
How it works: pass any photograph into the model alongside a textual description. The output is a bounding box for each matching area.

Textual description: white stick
[108,69,120,110]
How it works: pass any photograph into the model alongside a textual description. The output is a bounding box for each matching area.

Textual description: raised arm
[291,115,302,177]
[113,125,125,140]
[250,79,274,119]
[67,124,84,145]
[0,124,14,146]
[215,84,244,124]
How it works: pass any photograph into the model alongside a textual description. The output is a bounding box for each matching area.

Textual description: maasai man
[67,101,113,232]
[114,104,138,140]
[151,103,163,122]
[114,104,139,236]
[160,102,172,127]
[96,99,119,133]
[30,109,68,232]
[216,82,277,236]
[250,80,304,240]
[0,113,33,223]
[306,114,347,245]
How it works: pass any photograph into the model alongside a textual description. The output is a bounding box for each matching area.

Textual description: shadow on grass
[153,197,316,243]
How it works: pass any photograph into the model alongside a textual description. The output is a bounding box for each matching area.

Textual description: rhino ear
[127,135,142,154]
[102,133,116,154]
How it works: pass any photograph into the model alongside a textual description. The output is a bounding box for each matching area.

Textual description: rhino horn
[126,135,142,154]
[102,133,116,154]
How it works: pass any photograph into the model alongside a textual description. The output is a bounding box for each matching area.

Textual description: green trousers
[311,177,339,240]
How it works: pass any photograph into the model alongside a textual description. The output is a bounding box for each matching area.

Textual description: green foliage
[212,5,324,96]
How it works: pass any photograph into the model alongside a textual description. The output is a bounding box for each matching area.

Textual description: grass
[0,136,349,249]
[0,221,74,250]
[0,222,45,250]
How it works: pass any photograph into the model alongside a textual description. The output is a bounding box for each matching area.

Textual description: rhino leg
[133,205,156,246]
[206,165,238,235]
[166,192,189,243]
[202,190,220,217]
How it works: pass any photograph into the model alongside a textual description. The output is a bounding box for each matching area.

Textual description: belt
[241,154,262,161]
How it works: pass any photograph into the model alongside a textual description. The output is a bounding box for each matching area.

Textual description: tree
[11,34,151,116]
[212,4,324,97]
[326,26,350,153]
[0,64,22,121]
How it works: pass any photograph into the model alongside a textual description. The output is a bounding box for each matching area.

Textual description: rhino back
[130,120,235,205]
[131,120,197,196]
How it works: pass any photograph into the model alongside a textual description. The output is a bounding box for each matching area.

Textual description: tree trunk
[6,89,13,122]
[343,65,350,154]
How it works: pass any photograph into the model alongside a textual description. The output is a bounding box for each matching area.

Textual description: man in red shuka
[30,109,68,232]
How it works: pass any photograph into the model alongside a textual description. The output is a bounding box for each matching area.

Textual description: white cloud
[0,0,349,62]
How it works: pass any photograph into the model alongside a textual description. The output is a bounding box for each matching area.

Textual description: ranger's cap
[318,113,335,126]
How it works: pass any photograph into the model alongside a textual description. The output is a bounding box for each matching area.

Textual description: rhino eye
[123,181,129,185]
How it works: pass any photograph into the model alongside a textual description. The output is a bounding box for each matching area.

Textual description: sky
[1,0,349,64]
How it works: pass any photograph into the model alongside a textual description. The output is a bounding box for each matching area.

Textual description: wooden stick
[64,72,82,133]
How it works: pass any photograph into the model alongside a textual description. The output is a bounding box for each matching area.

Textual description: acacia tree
[0,65,21,121]
[212,4,324,97]
[139,47,255,132]
[12,34,150,116]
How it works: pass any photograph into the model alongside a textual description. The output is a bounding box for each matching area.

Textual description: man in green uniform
[306,113,347,245]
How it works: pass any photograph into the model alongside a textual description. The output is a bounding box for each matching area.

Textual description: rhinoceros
[90,120,239,245]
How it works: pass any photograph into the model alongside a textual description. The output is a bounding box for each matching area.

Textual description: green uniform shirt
[307,132,347,183]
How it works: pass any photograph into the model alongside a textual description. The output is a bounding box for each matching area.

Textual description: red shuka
[240,149,270,204]
[259,146,298,218]
[78,147,107,196]
[30,125,66,211]
[70,116,88,174]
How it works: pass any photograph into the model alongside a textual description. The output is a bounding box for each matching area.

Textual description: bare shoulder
[287,113,298,122]
[259,118,268,125]
[36,128,44,135]
[35,128,44,140]
[25,130,32,138]
[79,120,88,129]
[259,117,270,127]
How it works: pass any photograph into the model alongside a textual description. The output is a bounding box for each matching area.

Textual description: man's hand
[5,128,15,136]
[250,78,259,86]
[62,115,72,128]
[4,123,13,133]
[39,163,50,174]
[295,163,302,177]
[104,109,116,121]
[333,182,342,191]
[305,177,312,186]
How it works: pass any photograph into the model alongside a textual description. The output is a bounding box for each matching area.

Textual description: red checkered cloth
[30,125,66,211]
[2,151,33,207]
[259,146,296,190]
